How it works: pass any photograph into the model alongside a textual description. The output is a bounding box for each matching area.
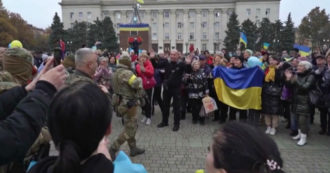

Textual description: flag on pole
[240,32,248,47]
[137,0,144,4]
[263,42,270,50]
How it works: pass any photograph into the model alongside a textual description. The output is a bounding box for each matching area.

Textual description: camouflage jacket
[111,64,144,100]
[0,71,20,94]
[65,69,94,87]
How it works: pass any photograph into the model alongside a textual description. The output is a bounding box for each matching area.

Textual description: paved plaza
[109,107,330,173]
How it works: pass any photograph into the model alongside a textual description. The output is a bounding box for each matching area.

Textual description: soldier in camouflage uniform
[109,52,145,159]
[65,48,97,86]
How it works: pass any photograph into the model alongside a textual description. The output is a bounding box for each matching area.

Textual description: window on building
[176,11,183,19]
[165,33,170,40]
[79,12,83,18]
[189,32,195,40]
[116,12,121,19]
[152,11,158,18]
[215,11,220,18]
[127,11,133,19]
[202,44,207,51]
[152,33,158,40]
[246,8,251,16]
[87,12,92,19]
[190,22,195,29]
[164,11,170,18]
[202,32,207,40]
[214,22,220,31]
[140,11,145,19]
[266,8,270,16]
[178,22,183,29]
[215,32,220,40]
[152,22,158,30]
[202,10,208,17]
[201,22,207,28]
[256,8,261,15]
[164,22,170,29]
[177,32,182,40]
[256,19,260,27]
[188,11,196,18]
[70,12,74,19]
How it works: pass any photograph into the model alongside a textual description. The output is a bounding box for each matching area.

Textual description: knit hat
[118,51,131,67]
[9,40,23,48]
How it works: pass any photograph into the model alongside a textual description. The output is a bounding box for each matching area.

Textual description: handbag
[309,89,322,105]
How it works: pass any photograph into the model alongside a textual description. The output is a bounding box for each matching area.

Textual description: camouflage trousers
[111,105,138,151]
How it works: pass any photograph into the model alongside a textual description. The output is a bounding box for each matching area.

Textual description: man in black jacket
[0,62,66,166]
[157,50,191,132]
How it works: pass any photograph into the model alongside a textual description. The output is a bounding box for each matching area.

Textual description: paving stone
[109,107,330,173]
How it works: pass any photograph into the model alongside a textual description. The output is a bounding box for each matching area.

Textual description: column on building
[183,9,189,54]
[157,10,164,51]
[170,9,176,50]
[196,9,202,51]
[208,9,214,53]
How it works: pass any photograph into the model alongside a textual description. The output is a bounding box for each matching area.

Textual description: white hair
[298,61,313,70]
[75,48,94,67]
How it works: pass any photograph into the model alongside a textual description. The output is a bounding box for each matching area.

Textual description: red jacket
[136,60,156,89]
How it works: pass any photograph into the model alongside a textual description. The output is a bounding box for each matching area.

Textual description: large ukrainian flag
[212,66,264,110]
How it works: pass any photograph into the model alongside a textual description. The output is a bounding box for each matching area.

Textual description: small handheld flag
[263,42,270,50]
[293,44,311,57]
[240,32,248,48]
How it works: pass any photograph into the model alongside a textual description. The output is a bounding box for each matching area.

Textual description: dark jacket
[321,68,330,109]
[150,57,169,86]
[28,154,114,173]
[261,67,283,115]
[287,70,315,115]
[0,81,56,165]
[183,69,209,99]
[163,60,191,90]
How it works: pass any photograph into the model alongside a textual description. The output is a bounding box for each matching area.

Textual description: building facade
[60,0,280,53]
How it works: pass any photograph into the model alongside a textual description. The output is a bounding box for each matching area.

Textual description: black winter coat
[287,70,315,115]
[261,68,283,115]
[0,81,56,165]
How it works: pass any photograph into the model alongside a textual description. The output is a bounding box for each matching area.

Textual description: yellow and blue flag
[263,42,270,50]
[240,32,247,48]
[212,66,264,110]
[298,45,310,57]
[294,44,311,57]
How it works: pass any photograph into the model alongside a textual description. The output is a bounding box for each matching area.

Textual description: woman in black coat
[262,56,283,136]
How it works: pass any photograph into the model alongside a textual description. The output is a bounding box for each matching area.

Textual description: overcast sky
[2,0,330,29]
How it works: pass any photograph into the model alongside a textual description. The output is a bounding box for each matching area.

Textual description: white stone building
[60,0,280,53]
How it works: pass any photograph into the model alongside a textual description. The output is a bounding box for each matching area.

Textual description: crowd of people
[1,38,329,173]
